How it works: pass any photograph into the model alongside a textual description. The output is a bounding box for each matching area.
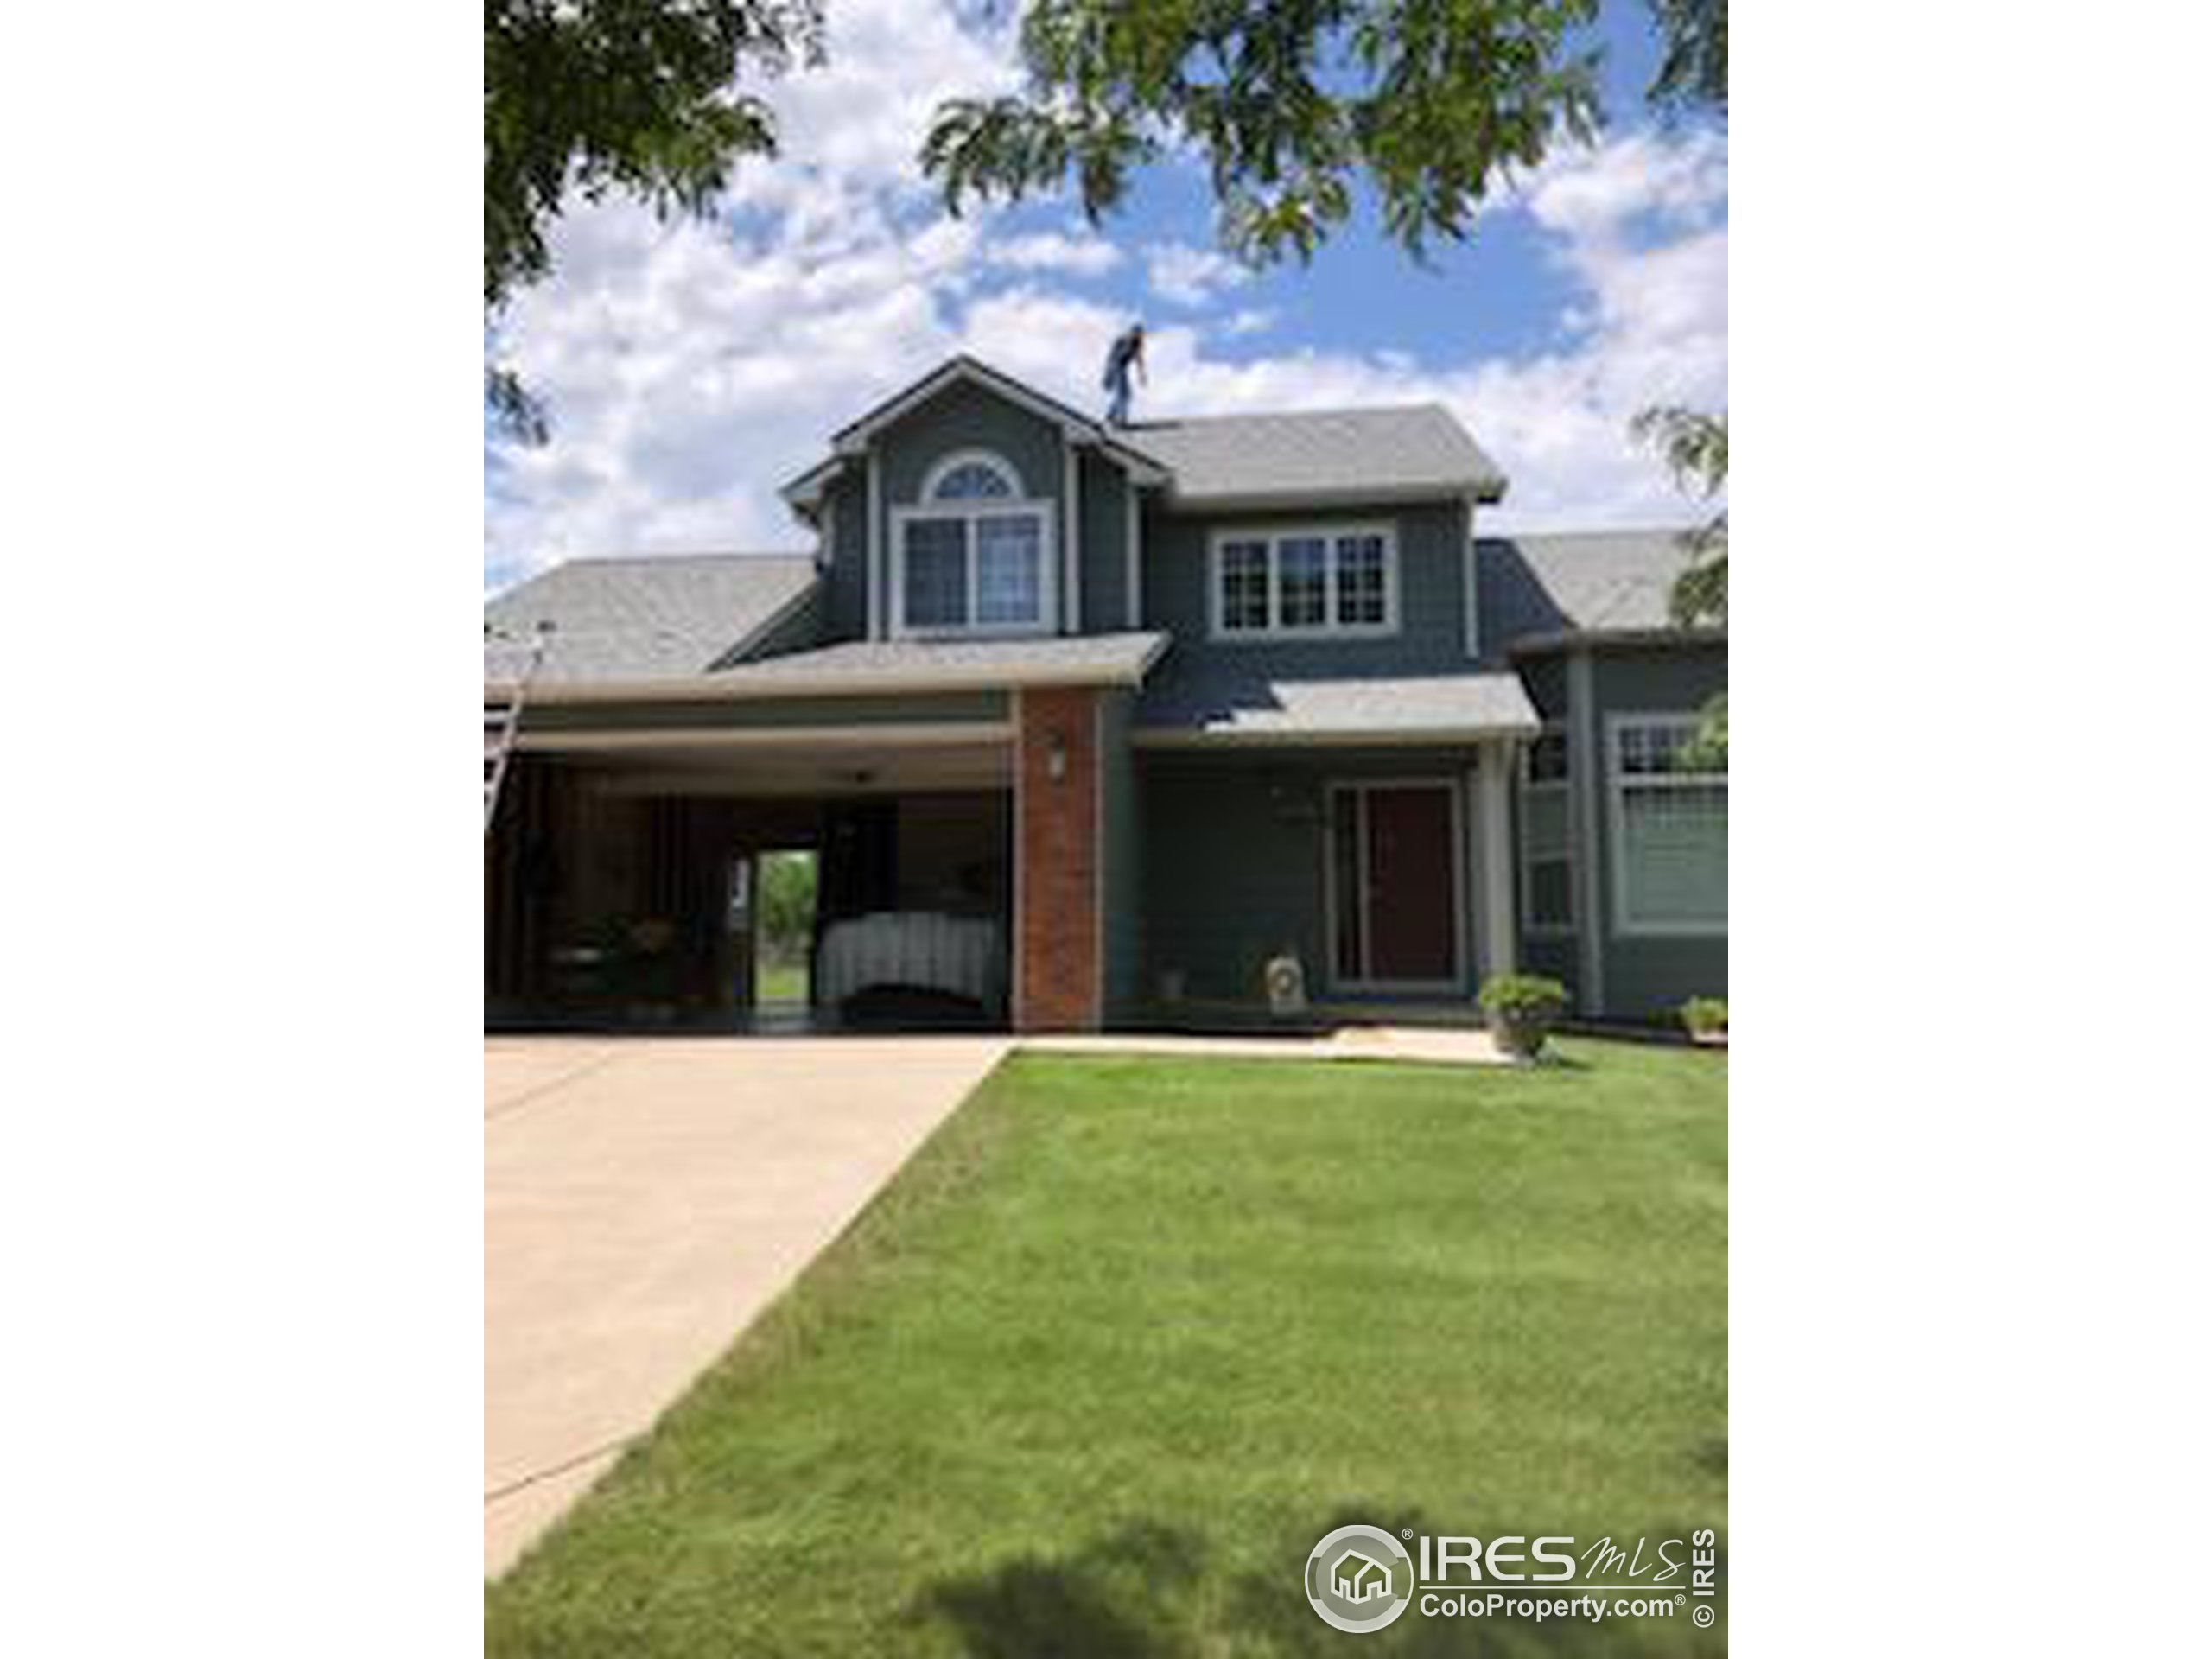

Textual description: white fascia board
[1129,720,1540,750]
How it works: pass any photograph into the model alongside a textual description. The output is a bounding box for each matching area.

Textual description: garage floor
[484,1034,1009,1578]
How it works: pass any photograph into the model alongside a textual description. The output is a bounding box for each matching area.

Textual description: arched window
[894,450,1054,636]
[924,450,1020,501]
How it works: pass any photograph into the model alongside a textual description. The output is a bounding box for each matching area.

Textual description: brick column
[1014,686,1102,1031]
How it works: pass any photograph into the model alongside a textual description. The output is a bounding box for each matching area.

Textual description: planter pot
[1488,1010,1554,1061]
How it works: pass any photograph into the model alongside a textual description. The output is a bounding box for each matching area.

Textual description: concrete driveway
[485,1035,1008,1577]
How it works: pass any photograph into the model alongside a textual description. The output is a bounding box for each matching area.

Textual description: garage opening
[486,745,1013,1033]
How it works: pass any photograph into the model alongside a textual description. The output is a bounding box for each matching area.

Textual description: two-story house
[485,355,1726,1031]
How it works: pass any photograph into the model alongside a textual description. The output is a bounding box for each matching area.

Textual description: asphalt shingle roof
[1136,661,1538,743]
[1124,405,1509,508]
[1479,529,1711,642]
[485,554,817,684]
[693,632,1168,692]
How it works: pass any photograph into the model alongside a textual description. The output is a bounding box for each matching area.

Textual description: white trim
[1322,777,1466,995]
[1123,477,1141,628]
[517,721,1014,754]
[887,496,1058,639]
[1063,443,1080,634]
[1205,523,1401,643]
[1130,722,1533,751]
[1516,722,1575,938]
[1477,744,1517,979]
[1605,710,1728,940]
[920,447,1026,500]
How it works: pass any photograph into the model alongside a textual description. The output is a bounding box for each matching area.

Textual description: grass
[754,960,808,1005]
[486,1041,1726,1656]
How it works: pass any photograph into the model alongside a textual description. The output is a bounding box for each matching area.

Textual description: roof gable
[781,355,1166,513]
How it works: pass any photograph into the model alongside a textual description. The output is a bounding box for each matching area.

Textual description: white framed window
[1517,728,1574,937]
[1607,714,1727,937]
[1207,524,1399,640]
[891,450,1056,637]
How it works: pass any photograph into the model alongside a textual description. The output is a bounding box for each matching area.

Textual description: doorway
[1327,779,1463,991]
[749,849,818,1012]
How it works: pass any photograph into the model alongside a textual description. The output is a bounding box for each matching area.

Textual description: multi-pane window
[1610,715,1727,935]
[893,451,1051,634]
[1210,526,1397,638]
[1518,731,1574,935]
[1278,536,1329,627]
[1336,533,1388,626]
[1218,540,1272,632]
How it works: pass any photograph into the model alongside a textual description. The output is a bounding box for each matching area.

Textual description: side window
[1609,716,1727,935]
[1518,730,1574,935]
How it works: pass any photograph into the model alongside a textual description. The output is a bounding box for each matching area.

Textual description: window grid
[1210,525,1397,639]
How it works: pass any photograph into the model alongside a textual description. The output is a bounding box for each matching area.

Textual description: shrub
[1680,996,1728,1039]
[1478,973,1571,1060]
[1478,974,1571,1020]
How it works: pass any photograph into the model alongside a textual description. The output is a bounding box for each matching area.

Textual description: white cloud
[984,227,1124,277]
[486,10,1726,582]
[1142,241,1249,308]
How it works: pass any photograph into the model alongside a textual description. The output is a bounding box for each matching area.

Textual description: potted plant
[1478,973,1570,1061]
[1680,996,1728,1047]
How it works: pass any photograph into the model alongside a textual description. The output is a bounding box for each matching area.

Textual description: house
[484,355,1726,1032]
[1331,1548,1393,1604]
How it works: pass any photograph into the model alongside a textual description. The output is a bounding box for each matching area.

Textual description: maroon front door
[1332,783,1459,986]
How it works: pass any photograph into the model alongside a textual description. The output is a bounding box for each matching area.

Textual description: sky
[484,0,1726,593]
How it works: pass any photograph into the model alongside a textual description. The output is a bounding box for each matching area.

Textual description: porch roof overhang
[505,630,1172,706]
[1132,667,1540,749]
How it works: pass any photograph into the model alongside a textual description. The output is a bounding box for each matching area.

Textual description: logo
[1305,1524,1414,1634]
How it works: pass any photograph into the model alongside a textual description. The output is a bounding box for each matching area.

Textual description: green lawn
[754,961,807,1005]
[487,1042,1727,1656]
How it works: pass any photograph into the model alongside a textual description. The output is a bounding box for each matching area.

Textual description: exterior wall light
[1045,731,1068,781]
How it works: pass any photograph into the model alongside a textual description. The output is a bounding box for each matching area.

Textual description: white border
[1321,776,1467,994]
[1205,523,1401,643]
[1604,709,1728,939]
[918,448,1025,500]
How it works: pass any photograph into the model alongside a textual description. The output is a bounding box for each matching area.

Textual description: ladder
[484,623,552,835]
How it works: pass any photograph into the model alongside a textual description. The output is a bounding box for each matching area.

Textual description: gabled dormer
[780,356,1167,645]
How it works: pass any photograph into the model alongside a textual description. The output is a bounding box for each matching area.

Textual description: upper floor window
[892,450,1055,636]
[1209,525,1398,640]
[1608,715,1727,937]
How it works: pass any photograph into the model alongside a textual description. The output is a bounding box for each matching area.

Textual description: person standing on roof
[1102,321,1147,427]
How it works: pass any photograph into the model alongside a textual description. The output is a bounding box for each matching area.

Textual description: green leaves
[922,1,1606,267]
[1635,405,1728,629]
[484,0,824,434]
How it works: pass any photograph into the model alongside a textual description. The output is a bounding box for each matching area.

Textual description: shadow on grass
[913,1510,1725,1658]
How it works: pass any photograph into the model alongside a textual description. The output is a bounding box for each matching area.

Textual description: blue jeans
[1106,380,1131,426]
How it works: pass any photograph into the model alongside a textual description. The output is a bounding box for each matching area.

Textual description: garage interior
[485,738,1013,1032]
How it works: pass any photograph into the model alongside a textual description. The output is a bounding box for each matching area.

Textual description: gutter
[1130,719,1538,750]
